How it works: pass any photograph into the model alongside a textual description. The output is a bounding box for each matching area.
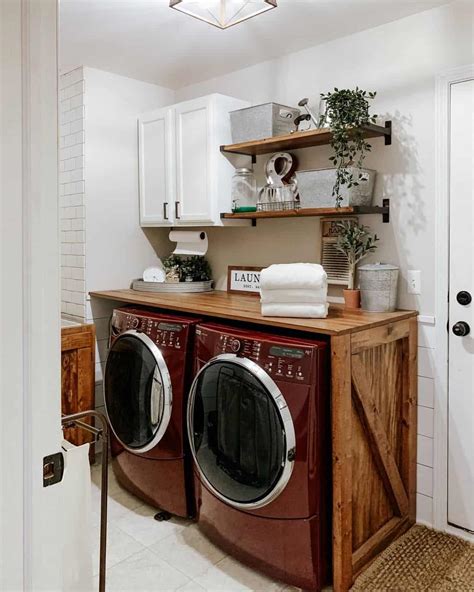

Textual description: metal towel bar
[61,410,109,592]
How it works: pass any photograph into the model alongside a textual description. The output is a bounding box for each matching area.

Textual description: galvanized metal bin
[359,263,399,312]
[230,103,300,143]
[295,167,376,208]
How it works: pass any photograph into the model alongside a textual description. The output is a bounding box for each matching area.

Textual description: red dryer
[104,307,200,518]
[187,322,331,591]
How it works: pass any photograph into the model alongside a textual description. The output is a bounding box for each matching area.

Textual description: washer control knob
[457,291,472,306]
[230,339,241,353]
[452,321,470,337]
[130,317,139,329]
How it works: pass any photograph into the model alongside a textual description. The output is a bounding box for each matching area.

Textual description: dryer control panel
[196,325,319,385]
[111,309,186,351]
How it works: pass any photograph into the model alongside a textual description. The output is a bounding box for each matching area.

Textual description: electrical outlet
[407,270,421,295]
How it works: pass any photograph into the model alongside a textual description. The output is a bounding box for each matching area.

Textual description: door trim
[104,330,173,453]
[187,353,296,510]
[434,64,474,540]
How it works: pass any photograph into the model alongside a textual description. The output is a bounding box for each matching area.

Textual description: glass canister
[231,168,257,212]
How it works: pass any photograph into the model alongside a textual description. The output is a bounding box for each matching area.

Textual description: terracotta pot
[343,289,361,310]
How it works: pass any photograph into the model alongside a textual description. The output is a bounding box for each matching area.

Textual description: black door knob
[457,291,472,306]
[452,321,471,337]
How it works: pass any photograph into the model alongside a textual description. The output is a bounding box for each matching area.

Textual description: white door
[1,0,65,589]
[138,107,175,226]
[175,98,214,224]
[448,78,474,533]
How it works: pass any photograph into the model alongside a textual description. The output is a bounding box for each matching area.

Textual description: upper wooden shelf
[222,203,390,223]
[220,122,392,158]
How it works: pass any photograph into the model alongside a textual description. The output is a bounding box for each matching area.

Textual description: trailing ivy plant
[335,220,379,290]
[319,88,377,207]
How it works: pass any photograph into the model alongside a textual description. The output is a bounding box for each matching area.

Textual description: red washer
[104,307,200,518]
[188,322,331,591]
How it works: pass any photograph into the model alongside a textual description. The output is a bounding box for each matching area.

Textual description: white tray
[132,279,214,294]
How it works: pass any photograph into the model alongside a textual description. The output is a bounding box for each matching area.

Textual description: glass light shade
[170,0,277,29]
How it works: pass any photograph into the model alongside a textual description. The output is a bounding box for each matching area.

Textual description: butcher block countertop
[90,289,417,336]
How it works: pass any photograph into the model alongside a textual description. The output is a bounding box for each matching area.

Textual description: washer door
[188,354,295,510]
[104,330,172,453]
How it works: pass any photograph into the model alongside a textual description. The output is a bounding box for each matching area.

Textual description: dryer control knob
[230,339,241,353]
[130,318,140,329]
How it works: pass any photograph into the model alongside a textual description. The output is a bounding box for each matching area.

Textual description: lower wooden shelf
[221,201,390,223]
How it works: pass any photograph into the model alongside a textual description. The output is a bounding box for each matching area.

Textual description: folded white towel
[261,302,329,319]
[260,263,327,292]
[260,288,327,305]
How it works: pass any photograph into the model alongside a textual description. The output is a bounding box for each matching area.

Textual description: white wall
[174,0,473,315]
[83,68,174,414]
[162,0,473,527]
[84,67,174,294]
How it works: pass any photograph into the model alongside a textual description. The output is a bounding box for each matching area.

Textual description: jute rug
[351,525,474,591]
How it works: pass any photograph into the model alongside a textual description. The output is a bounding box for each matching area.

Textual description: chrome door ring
[187,353,296,510]
[104,330,173,454]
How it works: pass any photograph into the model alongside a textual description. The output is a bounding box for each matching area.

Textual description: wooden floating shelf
[221,201,390,223]
[220,122,392,158]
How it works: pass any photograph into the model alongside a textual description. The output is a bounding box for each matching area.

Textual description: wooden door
[448,78,474,533]
[138,107,175,226]
[175,97,214,224]
[61,324,96,460]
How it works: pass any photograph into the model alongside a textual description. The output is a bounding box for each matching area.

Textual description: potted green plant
[319,88,377,207]
[163,254,212,283]
[335,220,379,309]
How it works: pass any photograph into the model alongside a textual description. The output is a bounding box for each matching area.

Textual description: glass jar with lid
[231,167,257,212]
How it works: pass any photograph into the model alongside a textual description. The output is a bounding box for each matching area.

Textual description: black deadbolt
[452,321,471,337]
[457,291,472,306]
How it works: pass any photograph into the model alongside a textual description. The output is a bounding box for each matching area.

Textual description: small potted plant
[319,87,377,207]
[335,220,379,309]
[163,254,212,283]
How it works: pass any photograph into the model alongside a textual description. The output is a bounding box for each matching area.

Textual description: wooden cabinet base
[331,318,417,591]
[61,323,96,463]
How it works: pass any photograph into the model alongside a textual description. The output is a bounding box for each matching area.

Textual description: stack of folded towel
[260,263,328,318]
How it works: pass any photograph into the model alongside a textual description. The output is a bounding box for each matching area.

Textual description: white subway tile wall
[60,67,86,323]
[416,321,436,526]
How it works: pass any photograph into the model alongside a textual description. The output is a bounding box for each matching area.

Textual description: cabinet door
[175,98,214,224]
[138,108,175,226]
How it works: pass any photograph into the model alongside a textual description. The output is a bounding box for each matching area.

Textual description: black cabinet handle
[175,201,180,219]
[163,202,168,220]
[453,321,470,337]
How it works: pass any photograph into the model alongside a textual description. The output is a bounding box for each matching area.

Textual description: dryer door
[188,354,295,510]
[104,330,172,453]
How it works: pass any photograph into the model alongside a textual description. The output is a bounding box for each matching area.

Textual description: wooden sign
[227,266,262,296]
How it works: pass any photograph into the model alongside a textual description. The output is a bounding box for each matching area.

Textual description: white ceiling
[60,0,449,90]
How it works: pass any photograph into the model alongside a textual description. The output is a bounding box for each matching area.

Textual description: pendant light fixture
[170,0,277,30]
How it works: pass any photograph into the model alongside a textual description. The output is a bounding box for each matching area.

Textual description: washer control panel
[204,330,315,384]
[111,310,185,350]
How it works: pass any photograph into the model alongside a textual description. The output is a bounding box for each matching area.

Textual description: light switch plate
[408,270,421,294]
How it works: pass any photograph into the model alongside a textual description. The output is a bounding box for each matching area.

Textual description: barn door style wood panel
[61,324,96,461]
[331,318,418,591]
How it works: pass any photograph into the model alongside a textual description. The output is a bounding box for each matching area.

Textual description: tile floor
[90,462,306,592]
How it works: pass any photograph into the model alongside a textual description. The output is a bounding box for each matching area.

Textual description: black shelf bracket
[382,198,390,223]
[384,121,392,146]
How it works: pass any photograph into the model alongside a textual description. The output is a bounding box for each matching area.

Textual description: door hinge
[43,452,64,487]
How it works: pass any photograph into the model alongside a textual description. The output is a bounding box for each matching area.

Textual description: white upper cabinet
[138,94,249,227]
[138,107,175,226]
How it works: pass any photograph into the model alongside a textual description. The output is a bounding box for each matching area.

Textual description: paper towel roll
[169,230,208,256]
